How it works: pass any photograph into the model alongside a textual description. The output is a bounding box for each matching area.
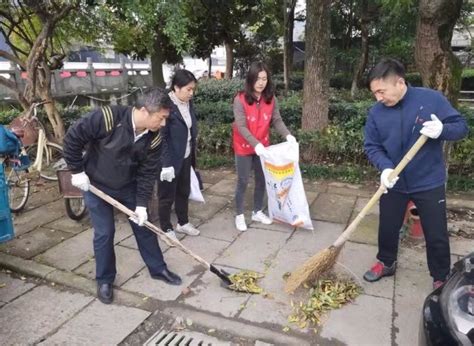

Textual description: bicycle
[6,101,87,220]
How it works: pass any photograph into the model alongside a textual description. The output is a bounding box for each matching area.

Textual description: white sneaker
[176,223,200,236]
[235,214,247,232]
[251,210,272,225]
[165,230,179,242]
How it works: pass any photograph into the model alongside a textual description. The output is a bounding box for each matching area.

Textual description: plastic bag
[189,166,205,203]
[260,141,313,230]
[0,125,20,156]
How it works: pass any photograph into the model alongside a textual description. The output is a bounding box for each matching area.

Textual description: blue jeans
[83,182,166,284]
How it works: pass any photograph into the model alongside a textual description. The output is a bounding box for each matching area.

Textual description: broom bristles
[284,245,342,294]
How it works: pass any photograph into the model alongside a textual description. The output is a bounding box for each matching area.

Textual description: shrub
[193,79,243,104]
[0,108,21,125]
[194,100,234,124]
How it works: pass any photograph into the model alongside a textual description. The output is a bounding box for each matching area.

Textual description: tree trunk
[302,0,331,132]
[415,0,463,105]
[224,40,234,79]
[351,0,369,98]
[151,34,166,88]
[208,55,212,78]
[415,0,463,179]
[283,0,296,93]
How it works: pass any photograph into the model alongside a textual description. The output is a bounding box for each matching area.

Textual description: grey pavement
[1,169,473,345]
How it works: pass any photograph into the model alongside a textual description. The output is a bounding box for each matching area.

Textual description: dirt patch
[447,208,474,240]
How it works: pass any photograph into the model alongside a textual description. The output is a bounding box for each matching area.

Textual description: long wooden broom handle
[89,185,212,269]
[333,134,428,247]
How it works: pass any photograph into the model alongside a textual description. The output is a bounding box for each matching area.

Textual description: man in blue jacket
[363,58,469,289]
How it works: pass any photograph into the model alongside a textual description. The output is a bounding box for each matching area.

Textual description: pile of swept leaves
[229,270,264,294]
[287,278,361,331]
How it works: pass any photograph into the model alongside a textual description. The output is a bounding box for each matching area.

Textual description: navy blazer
[159,100,198,173]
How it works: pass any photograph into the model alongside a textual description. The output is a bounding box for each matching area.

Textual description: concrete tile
[320,294,392,345]
[239,293,292,326]
[353,197,380,216]
[0,227,73,259]
[336,242,394,299]
[199,170,233,184]
[41,300,150,345]
[196,207,241,242]
[0,272,36,303]
[310,193,356,224]
[348,214,379,245]
[22,184,62,211]
[35,228,94,271]
[182,266,249,318]
[188,194,230,220]
[74,245,146,286]
[215,228,290,272]
[206,179,237,196]
[327,183,374,198]
[44,217,91,235]
[12,200,64,236]
[121,236,229,301]
[394,268,433,346]
[303,181,327,193]
[0,285,93,345]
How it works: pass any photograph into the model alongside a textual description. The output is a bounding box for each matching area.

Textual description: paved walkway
[0,168,473,345]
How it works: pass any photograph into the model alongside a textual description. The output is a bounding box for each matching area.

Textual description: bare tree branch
[0,49,26,69]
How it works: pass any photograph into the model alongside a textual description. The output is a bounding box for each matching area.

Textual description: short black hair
[244,61,274,105]
[367,58,406,87]
[170,69,197,90]
[136,87,173,113]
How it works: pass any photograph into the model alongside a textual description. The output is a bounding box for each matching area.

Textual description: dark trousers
[377,185,450,281]
[234,154,266,215]
[158,157,191,231]
[83,183,166,285]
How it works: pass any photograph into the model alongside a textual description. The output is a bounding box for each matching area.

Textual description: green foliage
[195,100,234,124]
[0,109,22,125]
[194,79,243,104]
[461,69,474,90]
[196,122,233,156]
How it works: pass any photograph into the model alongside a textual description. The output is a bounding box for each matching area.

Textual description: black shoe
[97,283,113,304]
[151,267,182,285]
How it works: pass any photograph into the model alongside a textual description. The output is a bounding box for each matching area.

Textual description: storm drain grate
[144,329,230,346]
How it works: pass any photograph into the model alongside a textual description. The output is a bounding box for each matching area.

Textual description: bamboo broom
[285,134,429,293]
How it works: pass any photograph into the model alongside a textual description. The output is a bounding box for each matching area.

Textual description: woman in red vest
[232,62,296,231]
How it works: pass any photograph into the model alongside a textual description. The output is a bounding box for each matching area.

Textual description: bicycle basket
[9,117,39,146]
[0,125,21,155]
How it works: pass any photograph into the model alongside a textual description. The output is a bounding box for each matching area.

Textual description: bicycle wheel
[27,143,66,181]
[64,197,87,220]
[4,163,30,212]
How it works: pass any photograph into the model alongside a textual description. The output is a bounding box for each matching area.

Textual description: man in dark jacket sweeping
[363,58,469,289]
[63,88,182,304]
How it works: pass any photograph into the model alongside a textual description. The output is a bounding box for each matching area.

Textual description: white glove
[381,168,399,192]
[286,134,297,144]
[420,114,443,139]
[254,143,269,158]
[71,172,90,191]
[130,206,148,226]
[160,166,175,182]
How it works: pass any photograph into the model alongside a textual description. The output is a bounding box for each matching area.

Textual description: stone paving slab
[188,194,230,220]
[302,180,327,193]
[450,236,474,257]
[182,265,250,318]
[327,182,375,198]
[352,196,380,216]
[121,236,230,301]
[195,207,241,242]
[336,241,394,299]
[0,227,73,259]
[41,300,150,345]
[393,268,433,346]
[215,228,290,273]
[310,193,356,224]
[74,245,146,286]
[35,228,95,271]
[206,179,238,196]
[0,272,36,303]
[12,199,64,236]
[347,213,379,245]
[44,217,91,235]
[0,285,93,345]
[199,169,234,184]
[21,183,62,211]
[320,294,392,345]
